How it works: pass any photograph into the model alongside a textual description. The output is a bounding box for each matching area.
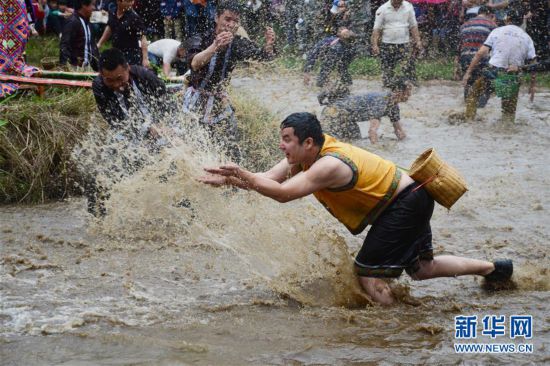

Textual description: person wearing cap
[462,8,537,123]
[320,79,412,144]
[199,112,514,305]
[303,26,357,90]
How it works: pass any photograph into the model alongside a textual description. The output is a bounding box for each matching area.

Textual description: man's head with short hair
[317,84,350,106]
[216,1,242,16]
[337,27,356,42]
[280,112,325,146]
[176,43,187,59]
[99,48,130,92]
[99,48,128,71]
[477,5,493,16]
[506,6,524,26]
[390,0,403,9]
[74,0,95,19]
[74,0,94,9]
[215,1,241,35]
[117,0,134,12]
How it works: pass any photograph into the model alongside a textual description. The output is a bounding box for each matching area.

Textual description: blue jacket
[183,0,215,18]
[160,0,183,18]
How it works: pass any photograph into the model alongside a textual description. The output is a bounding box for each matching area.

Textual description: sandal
[484,259,513,282]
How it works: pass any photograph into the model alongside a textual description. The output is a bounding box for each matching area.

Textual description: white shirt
[484,25,536,68]
[373,1,418,44]
[148,39,181,64]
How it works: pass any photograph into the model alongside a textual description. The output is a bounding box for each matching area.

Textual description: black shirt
[59,14,100,70]
[108,9,145,64]
[186,30,275,91]
[92,65,167,129]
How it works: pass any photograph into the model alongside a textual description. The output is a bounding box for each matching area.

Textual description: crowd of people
[54,0,542,136]
[14,0,550,68]
[2,0,545,305]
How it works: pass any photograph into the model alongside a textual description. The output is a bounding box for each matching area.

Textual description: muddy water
[1,76,549,365]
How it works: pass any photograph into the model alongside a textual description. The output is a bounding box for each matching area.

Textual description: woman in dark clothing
[97,0,149,66]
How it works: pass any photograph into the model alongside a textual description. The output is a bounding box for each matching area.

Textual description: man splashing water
[199,112,513,305]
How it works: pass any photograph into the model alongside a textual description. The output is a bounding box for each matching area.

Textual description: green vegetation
[231,89,281,172]
[25,36,59,66]
[0,89,95,203]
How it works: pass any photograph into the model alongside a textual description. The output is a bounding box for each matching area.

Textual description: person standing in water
[199,112,513,305]
[97,0,150,67]
[371,0,422,87]
[183,1,275,162]
[462,8,537,123]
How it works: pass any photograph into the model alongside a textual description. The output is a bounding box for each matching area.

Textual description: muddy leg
[501,86,520,124]
[465,77,488,120]
[410,255,494,280]
[368,118,380,144]
[393,121,407,141]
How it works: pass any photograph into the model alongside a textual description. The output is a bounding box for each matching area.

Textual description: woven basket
[493,73,520,99]
[409,148,468,209]
[41,57,59,70]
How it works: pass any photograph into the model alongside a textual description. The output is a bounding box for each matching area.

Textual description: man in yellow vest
[199,112,513,305]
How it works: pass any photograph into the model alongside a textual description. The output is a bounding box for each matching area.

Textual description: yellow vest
[303,135,401,234]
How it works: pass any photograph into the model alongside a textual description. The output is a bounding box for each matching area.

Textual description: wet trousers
[380,43,417,87]
[465,71,520,123]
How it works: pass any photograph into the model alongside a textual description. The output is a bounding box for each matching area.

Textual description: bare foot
[394,129,406,141]
[368,130,378,144]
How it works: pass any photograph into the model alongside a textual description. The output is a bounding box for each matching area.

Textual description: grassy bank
[0,87,281,204]
[0,89,95,203]
[25,36,59,66]
[231,89,281,172]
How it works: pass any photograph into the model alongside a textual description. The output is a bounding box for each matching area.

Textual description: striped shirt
[459,16,496,58]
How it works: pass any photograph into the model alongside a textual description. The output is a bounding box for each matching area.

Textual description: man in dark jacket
[92,48,169,138]
[59,0,100,70]
[86,48,171,217]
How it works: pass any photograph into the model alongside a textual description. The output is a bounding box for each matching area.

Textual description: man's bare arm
[200,157,352,203]
[241,157,349,202]
[256,158,293,183]
[371,29,381,55]
[463,45,490,85]
[410,26,422,51]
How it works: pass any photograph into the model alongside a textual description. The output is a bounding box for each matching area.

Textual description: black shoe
[484,259,513,282]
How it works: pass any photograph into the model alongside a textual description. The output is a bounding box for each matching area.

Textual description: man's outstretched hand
[198,164,246,187]
[197,173,227,187]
